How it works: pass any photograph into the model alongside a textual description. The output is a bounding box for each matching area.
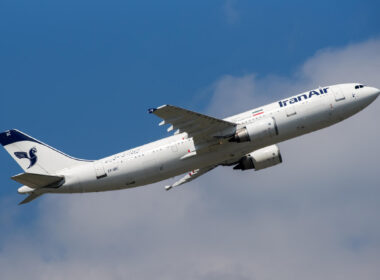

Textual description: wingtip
[148,108,157,114]
[157,104,169,110]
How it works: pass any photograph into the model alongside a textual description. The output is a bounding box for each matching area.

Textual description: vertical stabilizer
[0,129,92,174]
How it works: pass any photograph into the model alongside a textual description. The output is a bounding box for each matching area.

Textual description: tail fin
[0,129,92,174]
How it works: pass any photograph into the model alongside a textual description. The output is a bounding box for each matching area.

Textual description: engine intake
[230,117,278,143]
[233,145,282,171]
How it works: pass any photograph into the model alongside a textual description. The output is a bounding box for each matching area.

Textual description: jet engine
[233,144,282,171]
[230,117,278,143]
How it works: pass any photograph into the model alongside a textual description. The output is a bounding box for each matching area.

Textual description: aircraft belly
[79,139,195,191]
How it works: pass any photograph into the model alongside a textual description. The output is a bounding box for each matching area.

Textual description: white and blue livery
[0,83,379,204]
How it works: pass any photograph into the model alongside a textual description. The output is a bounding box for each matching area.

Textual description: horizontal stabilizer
[11,173,64,189]
[19,193,43,205]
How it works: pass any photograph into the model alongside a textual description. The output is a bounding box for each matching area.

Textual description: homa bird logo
[14,147,38,169]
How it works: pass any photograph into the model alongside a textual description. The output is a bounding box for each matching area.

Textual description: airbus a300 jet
[1,83,379,204]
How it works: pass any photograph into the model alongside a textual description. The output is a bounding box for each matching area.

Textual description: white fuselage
[49,83,379,194]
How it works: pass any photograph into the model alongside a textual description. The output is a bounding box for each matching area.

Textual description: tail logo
[14,147,38,169]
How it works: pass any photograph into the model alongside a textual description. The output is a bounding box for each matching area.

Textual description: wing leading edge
[149,105,236,144]
[165,166,217,190]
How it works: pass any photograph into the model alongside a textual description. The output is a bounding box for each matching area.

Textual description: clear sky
[1,1,380,279]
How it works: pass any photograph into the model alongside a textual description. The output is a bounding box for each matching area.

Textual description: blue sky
[1,0,379,155]
[1,1,380,279]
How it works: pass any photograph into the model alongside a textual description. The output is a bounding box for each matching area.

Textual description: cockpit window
[355,85,364,89]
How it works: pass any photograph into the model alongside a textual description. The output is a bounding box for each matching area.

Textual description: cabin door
[332,86,345,102]
[94,162,107,179]
[286,105,297,117]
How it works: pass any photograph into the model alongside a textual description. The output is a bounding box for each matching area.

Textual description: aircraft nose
[360,86,380,101]
[374,87,380,98]
[368,86,380,100]
[354,86,380,108]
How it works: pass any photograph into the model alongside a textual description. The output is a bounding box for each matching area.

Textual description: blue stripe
[0,129,40,146]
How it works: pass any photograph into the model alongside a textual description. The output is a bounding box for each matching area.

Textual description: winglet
[148,105,169,114]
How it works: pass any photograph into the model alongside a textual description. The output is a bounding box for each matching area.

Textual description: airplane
[0,83,379,204]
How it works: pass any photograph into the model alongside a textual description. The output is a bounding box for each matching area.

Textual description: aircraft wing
[165,165,217,190]
[148,105,236,145]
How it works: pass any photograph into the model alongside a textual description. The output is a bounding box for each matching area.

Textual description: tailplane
[19,192,43,205]
[13,172,65,205]
[12,172,64,189]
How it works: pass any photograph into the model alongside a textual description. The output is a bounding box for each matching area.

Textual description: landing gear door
[94,162,107,179]
[332,86,345,102]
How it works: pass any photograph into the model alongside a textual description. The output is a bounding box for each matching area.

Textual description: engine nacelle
[233,145,282,171]
[230,117,278,143]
